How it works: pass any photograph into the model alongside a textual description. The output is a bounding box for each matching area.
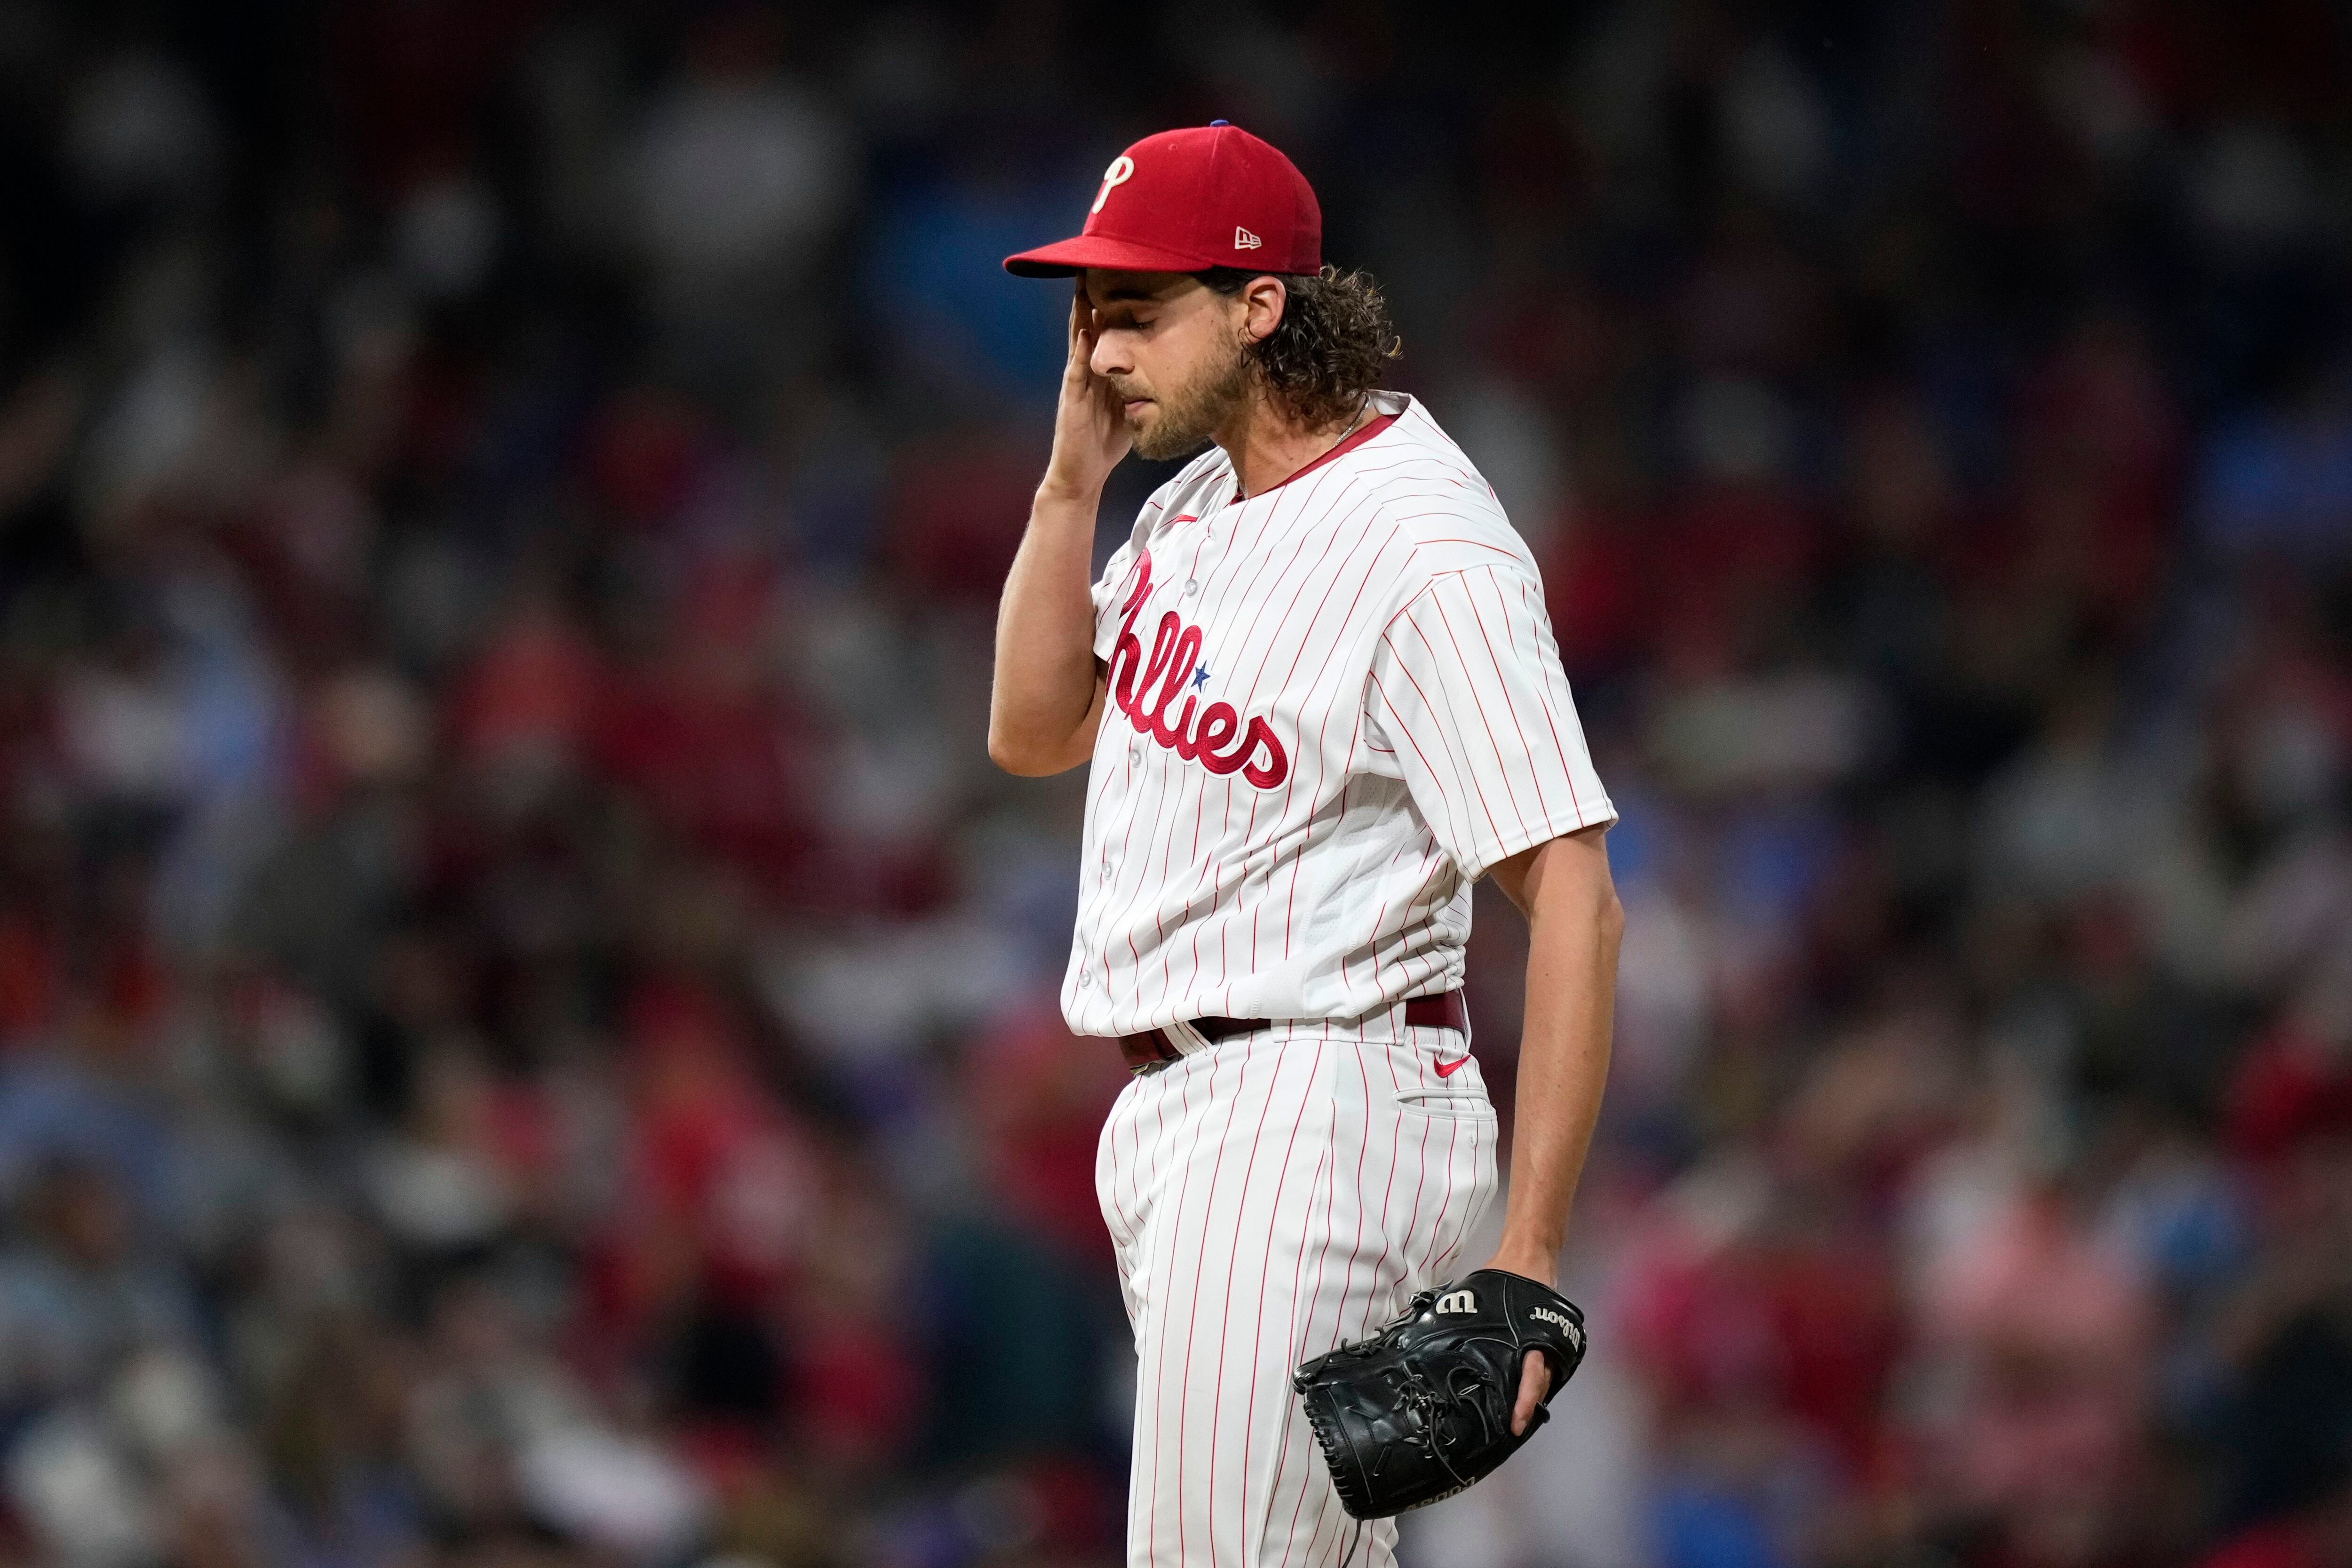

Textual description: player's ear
[1240,275,1287,344]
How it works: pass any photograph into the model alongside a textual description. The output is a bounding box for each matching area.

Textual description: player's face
[1082,270,1254,461]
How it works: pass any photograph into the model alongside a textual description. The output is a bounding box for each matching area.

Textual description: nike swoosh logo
[1435,1055,1472,1078]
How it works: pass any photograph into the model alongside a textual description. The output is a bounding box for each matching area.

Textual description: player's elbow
[987,727,1047,775]
[1597,883,1626,950]
[989,685,1101,775]
[987,724,1072,777]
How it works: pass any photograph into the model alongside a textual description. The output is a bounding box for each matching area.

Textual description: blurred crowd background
[0,2,2349,1567]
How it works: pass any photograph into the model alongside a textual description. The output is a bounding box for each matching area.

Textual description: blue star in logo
[1192,664,1212,691]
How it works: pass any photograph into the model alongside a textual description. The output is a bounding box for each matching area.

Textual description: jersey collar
[1230,391,1407,503]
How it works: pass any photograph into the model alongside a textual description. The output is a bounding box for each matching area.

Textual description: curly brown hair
[1198,265,1402,431]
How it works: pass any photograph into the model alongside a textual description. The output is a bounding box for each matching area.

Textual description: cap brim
[1002,234,1216,277]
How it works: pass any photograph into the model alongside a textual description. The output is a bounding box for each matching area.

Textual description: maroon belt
[1117,989,1469,1075]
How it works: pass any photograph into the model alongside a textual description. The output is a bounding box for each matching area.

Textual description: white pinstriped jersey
[1062,390,1615,1038]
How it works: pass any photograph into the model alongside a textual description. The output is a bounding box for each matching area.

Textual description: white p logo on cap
[1091,155,1136,215]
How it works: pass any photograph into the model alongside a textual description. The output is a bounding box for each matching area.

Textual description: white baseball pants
[1096,1011,1500,1568]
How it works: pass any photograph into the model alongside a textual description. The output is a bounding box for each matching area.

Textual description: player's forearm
[1489,829,1621,1277]
[988,483,1108,775]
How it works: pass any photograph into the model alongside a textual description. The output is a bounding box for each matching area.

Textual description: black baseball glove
[1291,1268,1587,1519]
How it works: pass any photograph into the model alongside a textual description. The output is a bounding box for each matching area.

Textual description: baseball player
[988,123,1624,1566]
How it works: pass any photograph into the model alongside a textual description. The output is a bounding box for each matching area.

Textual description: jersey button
[1184,578,1200,596]
[1128,743,1142,766]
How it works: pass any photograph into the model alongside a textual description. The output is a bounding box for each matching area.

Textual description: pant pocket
[1391,1087,1498,1120]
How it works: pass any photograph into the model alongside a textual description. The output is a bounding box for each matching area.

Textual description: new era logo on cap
[1003,122,1323,278]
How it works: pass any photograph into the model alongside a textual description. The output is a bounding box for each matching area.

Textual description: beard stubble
[1125,330,1254,462]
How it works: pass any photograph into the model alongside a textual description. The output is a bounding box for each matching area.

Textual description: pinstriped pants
[1097,1011,1499,1567]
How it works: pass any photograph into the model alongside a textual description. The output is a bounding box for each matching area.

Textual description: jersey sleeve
[1090,539,1145,663]
[1363,563,1616,879]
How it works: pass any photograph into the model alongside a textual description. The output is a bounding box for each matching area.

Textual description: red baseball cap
[1003,122,1322,278]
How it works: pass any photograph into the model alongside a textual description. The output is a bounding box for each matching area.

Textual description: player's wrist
[1035,472,1108,510]
[1477,1238,1561,1288]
